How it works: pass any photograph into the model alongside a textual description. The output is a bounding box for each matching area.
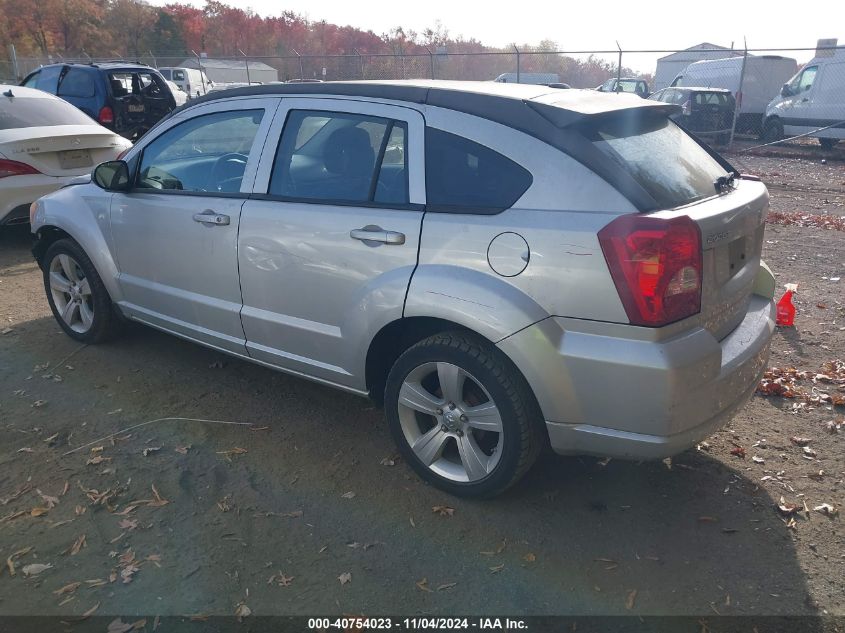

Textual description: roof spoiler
[527,96,681,129]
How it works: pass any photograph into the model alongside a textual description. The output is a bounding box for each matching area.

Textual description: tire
[761,117,784,144]
[384,331,545,498]
[43,239,121,344]
[819,138,838,150]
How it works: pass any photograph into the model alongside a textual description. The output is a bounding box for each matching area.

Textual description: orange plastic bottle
[776,288,796,327]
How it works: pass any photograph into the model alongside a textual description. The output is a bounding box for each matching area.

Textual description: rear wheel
[43,239,120,344]
[819,138,838,150]
[761,117,784,144]
[384,331,545,498]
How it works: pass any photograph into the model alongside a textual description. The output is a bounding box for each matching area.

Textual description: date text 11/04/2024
[307,618,528,630]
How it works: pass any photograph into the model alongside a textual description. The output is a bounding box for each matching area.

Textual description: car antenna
[2,88,13,97]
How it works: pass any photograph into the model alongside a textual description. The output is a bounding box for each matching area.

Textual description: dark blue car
[22,62,176,140]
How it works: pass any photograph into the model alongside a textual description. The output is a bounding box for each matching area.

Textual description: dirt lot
[0,153,843,626]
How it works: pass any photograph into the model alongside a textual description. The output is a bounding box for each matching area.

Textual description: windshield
[0,95,95,130]
[587,114,729,208]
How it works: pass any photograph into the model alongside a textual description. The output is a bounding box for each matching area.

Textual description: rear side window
[58,68,96,98]
[586,115,728,208]
[425,128,532,213]
[0,96,95,130]
[36,66,64,93]
[269,109,409,205]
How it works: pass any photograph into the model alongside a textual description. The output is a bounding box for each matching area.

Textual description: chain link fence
[3,43,844,151]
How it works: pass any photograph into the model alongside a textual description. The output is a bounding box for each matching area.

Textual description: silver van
[157,67,213,98]
[30,81,776,497]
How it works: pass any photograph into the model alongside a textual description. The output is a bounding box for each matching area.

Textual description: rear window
[425,128,532,213]
[587,115,729,208]
[0,95,95,130]
[694,92,732,105]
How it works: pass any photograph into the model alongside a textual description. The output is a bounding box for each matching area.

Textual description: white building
[179,57,278,84]
[653,43,743,91]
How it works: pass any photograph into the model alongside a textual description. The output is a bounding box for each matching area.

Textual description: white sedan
[0,85,132,226]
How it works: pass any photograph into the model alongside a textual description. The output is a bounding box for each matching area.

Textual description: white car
[0,85,132,226]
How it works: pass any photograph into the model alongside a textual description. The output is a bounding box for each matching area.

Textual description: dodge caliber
[30,81,776,497]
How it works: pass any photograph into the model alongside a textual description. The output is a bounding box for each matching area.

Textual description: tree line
[0,0,643,87]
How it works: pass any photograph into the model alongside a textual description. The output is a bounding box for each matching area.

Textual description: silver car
[30,81,776,497]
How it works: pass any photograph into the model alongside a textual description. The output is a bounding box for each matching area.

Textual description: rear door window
[425,128,532,213]
[586,114,729,208]
[58,68,96,98]
[269,109,409,205]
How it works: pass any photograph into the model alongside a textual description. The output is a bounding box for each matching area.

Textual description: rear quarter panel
[406,107,633,341]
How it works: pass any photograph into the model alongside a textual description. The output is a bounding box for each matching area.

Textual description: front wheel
[761,117,784,144]
[384,332,545,498]
[43,239,120,344]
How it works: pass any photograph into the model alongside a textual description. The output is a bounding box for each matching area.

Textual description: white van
[157,67,213,98]
[763,44,845,149]
[672,55,797,134]
[494,72,559,85]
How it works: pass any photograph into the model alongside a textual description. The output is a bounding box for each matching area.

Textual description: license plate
[57,149,92,170]
[128,104,145,113]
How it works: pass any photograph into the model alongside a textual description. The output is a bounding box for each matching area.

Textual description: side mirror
[93,160,130,191]
[780,83,791,97]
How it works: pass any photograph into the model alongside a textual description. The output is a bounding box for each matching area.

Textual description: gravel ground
[0,153,843,625]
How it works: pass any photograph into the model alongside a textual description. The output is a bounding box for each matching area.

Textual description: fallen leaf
[415,577,432,592]
[107,619,133,633]
[174,446,191,455]
[216,447,247,461]
[30,507,50,517]
[32,400,47,408]
[489,564,505,574]
[523,552,537,563]
[380,455,400,466]
[36,490,59,509]
[118,519,138,531]
[802,446,817,458]
[142,447,161,457]
[82,602,100,618]
[148,484,169,507]
[437,582,457,591]
[43,433,59,445]
[338,572,352,585]
[752,456,765,464]
[86,455,111,466]
[22,563,53,577]
[730,446,746,458]
[626,589,638,610]
[17,447,34,453]
[6,546,33,576]
[432,505,455,517]
[66,534,87,556]
[777,497,800,516]
[341,491,356,499]
[409,515,415,528]
[813,503,838,517]
[53,581,81,595]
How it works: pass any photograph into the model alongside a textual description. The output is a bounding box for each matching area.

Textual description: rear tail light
[681,100,692,116]
[598,214,702,327]
[0,158,41,179]
[98,106,114,125]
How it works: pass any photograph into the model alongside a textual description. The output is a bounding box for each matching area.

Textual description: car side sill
[127,314,370,399]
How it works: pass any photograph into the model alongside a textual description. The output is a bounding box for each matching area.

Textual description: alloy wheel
[396,361,503,483]
[48,254,94,334]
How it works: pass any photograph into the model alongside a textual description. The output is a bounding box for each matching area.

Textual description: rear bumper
[497,294,775,460]
[0,174,79,225]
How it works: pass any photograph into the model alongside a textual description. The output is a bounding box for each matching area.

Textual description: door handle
[350,226,405,245]
[193,210,230,226]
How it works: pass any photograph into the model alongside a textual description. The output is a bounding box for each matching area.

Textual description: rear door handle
[350,226,405,245]
[193,210,230,226]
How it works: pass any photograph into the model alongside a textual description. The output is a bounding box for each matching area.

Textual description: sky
[149,0,845,70]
